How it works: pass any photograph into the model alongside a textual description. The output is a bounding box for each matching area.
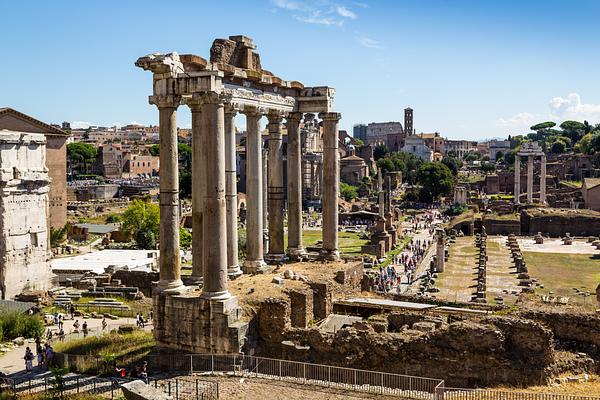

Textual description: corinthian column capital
[149,95,181,109]
[318,112,342,121]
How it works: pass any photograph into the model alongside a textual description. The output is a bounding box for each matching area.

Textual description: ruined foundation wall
[255,298,558,387]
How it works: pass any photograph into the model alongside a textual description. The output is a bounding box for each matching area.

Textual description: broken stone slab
[121,380,173,400]
[272,277,283,285]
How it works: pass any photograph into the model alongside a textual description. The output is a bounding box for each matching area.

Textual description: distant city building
[445,139,479,159]
[366,121,404,146]
[353,124,367,142]
[402,135,433,161]
[488,139,511,160]
[404,107,414,136]
[61,121,71,131]
[122,153,159,178]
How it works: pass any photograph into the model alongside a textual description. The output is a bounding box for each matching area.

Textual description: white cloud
[496,93,600,133]
[272,0,357,27]
[549,93,600,122]
[272,0,302,11]
[336,5,357,19]
[357,36,383,49]
[495,112,539,130]
[352,2,369,8]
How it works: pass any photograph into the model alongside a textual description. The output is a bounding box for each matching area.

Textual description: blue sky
[1,0,599,139]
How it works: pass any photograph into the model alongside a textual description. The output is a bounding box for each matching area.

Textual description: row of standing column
[152,93,342,298]
[514,154,546,205]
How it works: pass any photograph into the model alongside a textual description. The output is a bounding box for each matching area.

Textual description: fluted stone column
[266,112,285,259]
[225,106,242,278]
[527,155,534,204]
[286,112,305,259]
[200,93,229,299]
[540,155,547,204]
[514,155,520,204]
[320,112,341,261]
[243,108,267,272]
[189,100,204,282]
[152,95,185,293]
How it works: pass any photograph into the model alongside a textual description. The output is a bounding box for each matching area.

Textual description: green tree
[340,182,358,201]
[441,155,462,175]
[178,143,192,170]
[179,227,192,249]
[575,133,593,154]
[480,161,496,173]
[50,224,68,247]
[354,138,364,147]
[530,121,556,131]
[148,144,160,156]
[416,162,454,202]
[464,151,481,162]
[373,144,389,160]
[67,142,98,174]
[551,140,566,154]
[122,199,160,249]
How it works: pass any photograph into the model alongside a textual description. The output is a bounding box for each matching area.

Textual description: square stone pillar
[320,112,341,261]
[514,155,520,204]
[286,112,305,260]
[199,93,230,299]
[243,107,267,272]
[189,100,204,283]
[266,112,285,260]
[540,154,547,204]
[527,155,534,204]
[151,95,185,294]
[224,106,242,278]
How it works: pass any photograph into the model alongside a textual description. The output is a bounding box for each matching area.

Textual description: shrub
[0,312,45,340]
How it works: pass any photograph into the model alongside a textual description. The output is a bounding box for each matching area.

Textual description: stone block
[121,380,172,400]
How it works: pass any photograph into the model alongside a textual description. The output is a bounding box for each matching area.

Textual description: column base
[157,279,187,294]
[227,265,243,279]
[319,249,340,261]
[265,253,286,265]
[286,247,307,262]
[201,289,232,300]
[242,259,272,274]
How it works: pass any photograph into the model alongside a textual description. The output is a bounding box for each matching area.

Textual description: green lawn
[523,252,600,303]
[298,229,369,255]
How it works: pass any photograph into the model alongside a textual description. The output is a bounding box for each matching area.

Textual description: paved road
[0,316,144,376]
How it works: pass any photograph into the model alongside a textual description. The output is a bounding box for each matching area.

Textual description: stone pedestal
[153,291,247,353]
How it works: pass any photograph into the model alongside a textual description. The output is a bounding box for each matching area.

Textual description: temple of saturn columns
[135,35,341,353]
[514,141,546,205]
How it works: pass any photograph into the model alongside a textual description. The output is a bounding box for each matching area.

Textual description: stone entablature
[0,130,54,299]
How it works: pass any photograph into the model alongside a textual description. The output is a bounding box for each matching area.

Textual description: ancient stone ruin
[135,35,341,353]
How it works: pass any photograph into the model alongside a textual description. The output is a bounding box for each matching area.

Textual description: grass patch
[44,295,151,318]
[381,235,412,267]
[523,251,600,305]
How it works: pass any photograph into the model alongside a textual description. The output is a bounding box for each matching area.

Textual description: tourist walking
[24,347,34,372]
[82,321,88,338]
[102,317,107,331]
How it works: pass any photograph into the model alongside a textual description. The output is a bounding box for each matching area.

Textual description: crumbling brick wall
[308,282,332,320]
[288,289,314,328]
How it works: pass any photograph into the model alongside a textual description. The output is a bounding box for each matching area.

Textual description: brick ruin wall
[482,218,521,235]
[521,210,600,237]
[254,292,600,387]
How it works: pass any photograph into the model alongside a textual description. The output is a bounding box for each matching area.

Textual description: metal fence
[146,353,444,399]
[2,374,218,400]
[442,388,600,400]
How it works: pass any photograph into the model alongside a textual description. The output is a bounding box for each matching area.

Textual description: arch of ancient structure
[135,35,340,353]
[514,141,546,205]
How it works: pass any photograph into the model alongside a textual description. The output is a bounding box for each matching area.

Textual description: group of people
[24,340,55,373]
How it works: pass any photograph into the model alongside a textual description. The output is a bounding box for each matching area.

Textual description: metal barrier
[3,375,218,400]
[442,388,600,400]
[147,353,443,399]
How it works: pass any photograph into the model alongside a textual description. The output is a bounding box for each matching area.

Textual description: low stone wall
[482,218,521,235]
[521,208,600,237]
[112,270,159,297]
[334,261,364,288]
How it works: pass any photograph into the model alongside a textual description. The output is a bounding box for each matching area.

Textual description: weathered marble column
[262,148,269,255]
[266,112,285,259]
[200,93,229,299]
[514,155,520,204]
[286,112,305,259]
[320,112,341,261]
[225,106,242,278]
[540,154,547,204]
[152,95,185,293]
[527,155,534,204]
[189,100,204,282]
[243,107,267,272]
